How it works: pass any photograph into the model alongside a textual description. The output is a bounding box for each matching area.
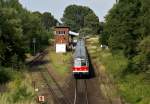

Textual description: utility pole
[33,38,36,56]
[116,0,118,3]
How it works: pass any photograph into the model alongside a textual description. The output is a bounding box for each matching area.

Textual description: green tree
[0,8,25,66]
[84,13,100,34]
[79,27,93,37]
[132,36,150,72]
[21,13,50,54]
[41,12,57,30]
[140,0,150,38]
[102,0,150,73]
[0,0,57,68]
[0,67,11,84]
[103,0,142,57]
[62,4,99,33]
[25,11,56,53]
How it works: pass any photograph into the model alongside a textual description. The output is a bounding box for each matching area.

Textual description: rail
[73,79,88,104]
[28,50,71,104]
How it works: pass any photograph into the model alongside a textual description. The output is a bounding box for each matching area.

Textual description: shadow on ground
[29,60,50,67]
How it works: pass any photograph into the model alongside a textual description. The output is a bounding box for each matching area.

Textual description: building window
[56,31,67,35]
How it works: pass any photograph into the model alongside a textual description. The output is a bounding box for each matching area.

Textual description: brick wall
[54,27,70,45]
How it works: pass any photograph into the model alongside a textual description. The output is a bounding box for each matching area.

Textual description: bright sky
[19,0,116,22]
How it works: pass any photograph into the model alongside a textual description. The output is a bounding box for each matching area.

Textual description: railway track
[28,50,71,104]
[40,70,71,104]
[28,50,90,104]
[45,66,72,104]
[74,79,88,104]
[28,50,48,67]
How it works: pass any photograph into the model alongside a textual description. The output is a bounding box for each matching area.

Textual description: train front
[72,39,89,78]
[73,58,89,77]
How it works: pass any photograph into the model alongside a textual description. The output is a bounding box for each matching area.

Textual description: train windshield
[74,59,86,67]
[74,60,81,67]
[81,60,86,66]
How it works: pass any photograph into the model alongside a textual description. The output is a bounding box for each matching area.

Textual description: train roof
[74,39,87,59]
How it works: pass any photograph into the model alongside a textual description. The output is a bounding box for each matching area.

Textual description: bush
[79,27,93,37]
[0,67,12,84]
[11,86,34,103]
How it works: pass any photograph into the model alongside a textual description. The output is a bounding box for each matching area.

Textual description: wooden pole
[116,0,118,3]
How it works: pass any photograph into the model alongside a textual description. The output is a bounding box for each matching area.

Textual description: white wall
[56,44,66,53]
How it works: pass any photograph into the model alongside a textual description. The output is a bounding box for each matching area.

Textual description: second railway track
[28,51,72,104]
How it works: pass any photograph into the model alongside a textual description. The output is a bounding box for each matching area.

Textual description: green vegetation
[0,0,57,68]
[42,70,54,84]
[99,0,150,103]
[62,5,100,34]
[99,50,150,104]
[0,68,36,104]
[87,37,150,104]
[49,51,72,76]
[0,68,12,84]
[0,0,58,103]
[41,12,58,30]
[101,0,150,73]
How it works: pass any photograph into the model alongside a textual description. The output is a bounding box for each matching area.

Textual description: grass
[48,51,72,76]
[0,69,36,104]
[86,36,150,104]
[98,50,128,79]
[97,50,150,104]
[118,73,150,104]
[42,70,54,85]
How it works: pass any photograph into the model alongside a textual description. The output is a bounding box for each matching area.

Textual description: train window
[81,60,86,66]
[74,60,81,67]
[74,59,86,67]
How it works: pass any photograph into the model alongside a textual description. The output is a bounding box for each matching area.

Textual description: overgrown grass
[97,50,150,104]
[49,51,72,75]
[98,50,128,79]
[42,70,53,85]
[119,73,150,104]
[87,36,150,104]
[0,69,36,104]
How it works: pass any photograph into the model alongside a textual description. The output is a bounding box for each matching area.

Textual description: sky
[19,0,116,22]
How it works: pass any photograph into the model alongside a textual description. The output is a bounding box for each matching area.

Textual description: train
[72,39,89,77]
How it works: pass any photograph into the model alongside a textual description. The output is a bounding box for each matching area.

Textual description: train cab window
[81,60,86,66]
[74,60,81,67]
[74,59,86,67]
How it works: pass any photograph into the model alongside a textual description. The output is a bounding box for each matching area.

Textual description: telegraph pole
[33,38,36,56]
[116,0,118,3]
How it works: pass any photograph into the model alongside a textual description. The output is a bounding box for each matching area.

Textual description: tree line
[101,0,150,73]
[0,0,57,74]
[62,5,101,35]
